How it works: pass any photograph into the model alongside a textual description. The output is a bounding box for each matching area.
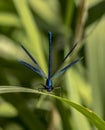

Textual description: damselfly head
[45,79,53,92]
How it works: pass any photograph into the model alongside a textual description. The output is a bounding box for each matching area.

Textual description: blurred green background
[0,0,105,130]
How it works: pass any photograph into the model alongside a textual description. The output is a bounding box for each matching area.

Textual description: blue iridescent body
[19,32,82,92]
[45,79,53,92]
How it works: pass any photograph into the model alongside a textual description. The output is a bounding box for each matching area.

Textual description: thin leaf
[0,13,20,27]
[85,1,105,27]
[13,0,47,73]
[0,86,105,130]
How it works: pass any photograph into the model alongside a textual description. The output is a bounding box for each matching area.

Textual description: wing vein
[52,57,83,79]
[19,60,47,78]
[20,45,47,78]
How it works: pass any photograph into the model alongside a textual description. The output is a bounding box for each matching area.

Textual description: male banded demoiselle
[19,32,82,92]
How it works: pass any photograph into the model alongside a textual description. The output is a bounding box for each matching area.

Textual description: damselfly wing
[19,32,82,92]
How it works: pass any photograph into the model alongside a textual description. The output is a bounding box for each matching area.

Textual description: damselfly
[19,32,82,92]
